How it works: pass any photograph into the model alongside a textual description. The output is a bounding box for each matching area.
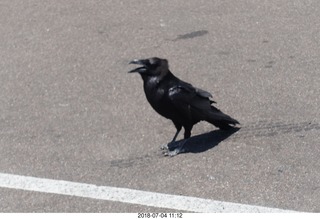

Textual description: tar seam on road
[0,172,299,213]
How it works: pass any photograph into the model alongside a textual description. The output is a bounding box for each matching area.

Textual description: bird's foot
[163,148,182,157]
[160,141,176,150]
[162,140,187,157]
[160,144,169,150]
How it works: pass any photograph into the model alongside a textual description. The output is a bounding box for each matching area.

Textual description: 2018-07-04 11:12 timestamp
[137,213,183,218]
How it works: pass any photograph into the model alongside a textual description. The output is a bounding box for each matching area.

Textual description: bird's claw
[161,143,186,157]
[160,144,169,150]
[163,148,180,157]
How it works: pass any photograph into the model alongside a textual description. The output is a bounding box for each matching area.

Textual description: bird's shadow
[173,127,240,154]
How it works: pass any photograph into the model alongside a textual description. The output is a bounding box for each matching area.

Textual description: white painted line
[0,172,298,213]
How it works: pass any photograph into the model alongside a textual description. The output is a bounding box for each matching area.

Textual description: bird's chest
[144,79,166,104]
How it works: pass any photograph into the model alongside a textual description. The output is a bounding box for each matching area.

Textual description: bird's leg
[160,123,182,150]
[160,128,181,150]
[163,126,191,156]
[183,126,191,139]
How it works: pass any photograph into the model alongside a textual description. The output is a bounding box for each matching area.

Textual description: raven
[128,57,239,156]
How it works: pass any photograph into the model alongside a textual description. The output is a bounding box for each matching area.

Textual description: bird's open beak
[128,59,149,73]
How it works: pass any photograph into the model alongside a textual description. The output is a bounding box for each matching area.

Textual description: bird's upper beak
[128,59,149,73]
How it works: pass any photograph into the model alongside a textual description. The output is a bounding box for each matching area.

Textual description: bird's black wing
[179,81,213,99]
[168,81,239,127]
[168,82,213,122]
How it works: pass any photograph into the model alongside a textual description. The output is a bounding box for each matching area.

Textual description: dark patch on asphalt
[217,51,230,56]
[265,60,276,68]
[172,30,208,41]
[247,59,257,63]
[109,153,157,169]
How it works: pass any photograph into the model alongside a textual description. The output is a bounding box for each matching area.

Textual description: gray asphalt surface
[1,0,320,212]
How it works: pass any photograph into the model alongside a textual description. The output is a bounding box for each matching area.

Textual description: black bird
[128,57,239,156]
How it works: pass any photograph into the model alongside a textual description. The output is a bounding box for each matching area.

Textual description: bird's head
[128,57,169,77]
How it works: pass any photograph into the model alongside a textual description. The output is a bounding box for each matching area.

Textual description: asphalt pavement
[0,0,319,212]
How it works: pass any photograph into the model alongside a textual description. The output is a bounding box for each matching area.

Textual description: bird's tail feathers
[205,106,240,130]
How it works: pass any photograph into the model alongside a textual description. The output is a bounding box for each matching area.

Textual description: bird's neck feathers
[157,68,171,82]
[142,69,172,84]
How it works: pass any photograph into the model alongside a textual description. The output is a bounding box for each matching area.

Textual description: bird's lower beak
[128,59,149,73]
[128,66,147,73]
